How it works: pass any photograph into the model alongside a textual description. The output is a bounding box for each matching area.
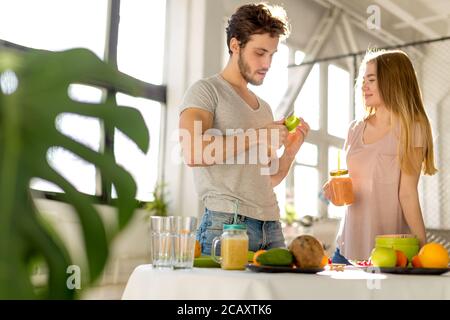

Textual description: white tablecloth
[122,264,450,300]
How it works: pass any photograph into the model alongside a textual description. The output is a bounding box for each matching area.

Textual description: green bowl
[375,234,419,261]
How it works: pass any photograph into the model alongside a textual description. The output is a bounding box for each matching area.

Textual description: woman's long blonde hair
[355,49,437,175]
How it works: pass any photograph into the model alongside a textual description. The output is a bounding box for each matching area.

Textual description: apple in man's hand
[284,115,300,133]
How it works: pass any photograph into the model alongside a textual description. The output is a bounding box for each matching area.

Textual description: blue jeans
[197,208,286,255]
[332,247,352,265]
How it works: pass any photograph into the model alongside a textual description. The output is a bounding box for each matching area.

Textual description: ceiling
[315,0,449,43]
[222,0,450,52]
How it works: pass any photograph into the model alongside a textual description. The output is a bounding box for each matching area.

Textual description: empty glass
[149,216,172,269]
[170,216,197,269]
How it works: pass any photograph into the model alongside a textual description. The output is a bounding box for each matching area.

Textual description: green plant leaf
[144,183,169,217]
[0,48,150,299]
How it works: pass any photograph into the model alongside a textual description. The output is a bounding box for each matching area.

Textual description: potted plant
[143,183,169,218]
[0,47,150,299]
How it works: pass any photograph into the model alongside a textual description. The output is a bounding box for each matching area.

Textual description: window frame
[0,0,167,205]
[286,58,353,218]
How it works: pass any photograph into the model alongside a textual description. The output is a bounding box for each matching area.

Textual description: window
[1,0,167,201]
[354,97,366,121]
[0,0,108,57]
[295,63,320,130]
[294,51,305,65]
[328,64,350,139]
[250,43,289,113]
[115,95,162,201]
[117,0,166,85]
[286,61,352,219]
[0,0,108,194]
[293,142,319,217]
[115,0,166,201]
[273,180,286,220]
[296,142,318,166]
[294,166,319,217]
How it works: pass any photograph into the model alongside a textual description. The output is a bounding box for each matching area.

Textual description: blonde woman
[323,49,437,263]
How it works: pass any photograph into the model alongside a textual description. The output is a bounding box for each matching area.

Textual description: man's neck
[220,60,248,92]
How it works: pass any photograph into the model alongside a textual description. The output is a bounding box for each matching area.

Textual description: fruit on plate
[284,115,301,133]
[417,242,449,268]
[255,248,293,266]
[289,235,325,268]
[252,249,267,266]
[411,255,422,268]
[375,234,419,262]
[247,251,255,262]
[194,240,201,258]
[355,260,372,267]
[395,250,408,267]
[319,255,329,268]
[370,247,397,267]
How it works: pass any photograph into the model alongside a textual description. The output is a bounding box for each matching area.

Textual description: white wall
[163,0,228,220]
[420,42,450,229]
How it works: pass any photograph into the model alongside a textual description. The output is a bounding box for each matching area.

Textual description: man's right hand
[258,119,289,158]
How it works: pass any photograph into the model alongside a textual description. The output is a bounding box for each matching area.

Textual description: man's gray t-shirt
[179,74,280,221]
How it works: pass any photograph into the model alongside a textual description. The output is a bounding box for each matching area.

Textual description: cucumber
[256,248,293,266]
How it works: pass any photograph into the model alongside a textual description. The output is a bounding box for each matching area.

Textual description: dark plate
[363,266,450,275]
[246,263,324,274]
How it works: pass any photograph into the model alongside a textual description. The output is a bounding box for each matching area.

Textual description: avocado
[256,248,293,266]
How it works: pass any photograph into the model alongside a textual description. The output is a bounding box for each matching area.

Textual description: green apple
[285,115,300,133]
[370,247,397,267]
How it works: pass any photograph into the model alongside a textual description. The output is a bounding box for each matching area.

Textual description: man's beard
[238,51,264,86]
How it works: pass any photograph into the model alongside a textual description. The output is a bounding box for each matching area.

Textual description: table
[122,264,450,300]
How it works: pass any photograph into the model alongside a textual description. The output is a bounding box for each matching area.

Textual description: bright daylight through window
[0,0,166,201]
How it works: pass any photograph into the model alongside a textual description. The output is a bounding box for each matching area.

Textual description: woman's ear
[230,37,240,55]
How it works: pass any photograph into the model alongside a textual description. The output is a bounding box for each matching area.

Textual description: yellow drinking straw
[337,150,341,172]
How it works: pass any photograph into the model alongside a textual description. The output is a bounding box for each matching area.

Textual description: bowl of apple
[375,234,419,262]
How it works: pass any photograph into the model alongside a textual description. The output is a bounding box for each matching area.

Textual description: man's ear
[230,37,240,55]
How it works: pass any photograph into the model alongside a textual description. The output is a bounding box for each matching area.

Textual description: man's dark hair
[226,3,290,54]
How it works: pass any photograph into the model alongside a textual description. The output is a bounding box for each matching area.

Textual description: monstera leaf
[0,48,150,299]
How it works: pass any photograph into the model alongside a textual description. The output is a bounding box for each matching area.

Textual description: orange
[253,249,267,266]
[395,250,408,267]
[411,255,422,268]
[418,243,449,268]
[319,255,329,268]
[194,240,201,258]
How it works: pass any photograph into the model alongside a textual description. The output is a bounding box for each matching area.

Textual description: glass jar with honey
[211,224,249,270]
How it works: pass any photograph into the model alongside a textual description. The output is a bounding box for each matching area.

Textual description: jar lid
[330,169,348,176]
[223,224,246,230]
